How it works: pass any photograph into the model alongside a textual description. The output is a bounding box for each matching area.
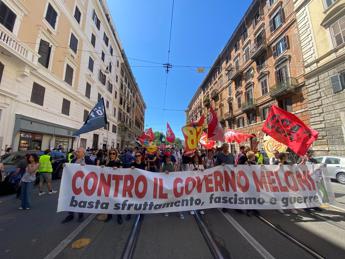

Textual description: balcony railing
[241,99,257,112]
[0,26,38,65]
[250,38,267,60]
[256,63,268,73]
[230,65,242,80]
[270,77,299,98]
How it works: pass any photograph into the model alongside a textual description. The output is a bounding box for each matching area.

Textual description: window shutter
[272,44,277,57]
[284,35,289,50]
[280,8,285,23]
[331,75,343,93]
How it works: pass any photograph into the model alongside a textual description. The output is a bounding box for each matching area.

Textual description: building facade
[0,0,145,153]
[187,0,308,151]
[294,0,345,156]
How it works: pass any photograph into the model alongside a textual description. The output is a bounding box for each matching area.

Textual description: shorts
[39,173,52,183]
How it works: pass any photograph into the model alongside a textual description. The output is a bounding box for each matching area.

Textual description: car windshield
[1,153,25,164]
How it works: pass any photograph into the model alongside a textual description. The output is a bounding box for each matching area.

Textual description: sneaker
[61,214,74,224]
[199,210,205,215]
[18,207,23,210]
[190,211,195,215]
[164,213,169,217]
[278,209,285,214]
[26,208,31,210]
[179,213,184,219]
[48,190,57,195]
[291,209,298,215]
[38,192,46,196]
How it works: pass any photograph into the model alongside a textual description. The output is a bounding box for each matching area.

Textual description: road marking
[219,210,275,259]
[329,204,345,212]
[43,214,96,259]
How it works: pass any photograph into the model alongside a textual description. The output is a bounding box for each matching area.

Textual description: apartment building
[294,0,345,156]
[187,0,308,150]
[0,0,145,152]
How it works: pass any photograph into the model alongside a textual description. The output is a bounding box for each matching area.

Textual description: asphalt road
[0,181,345,259]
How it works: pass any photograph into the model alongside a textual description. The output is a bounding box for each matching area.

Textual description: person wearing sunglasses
[103,149,123,224]
[131,152,146,170]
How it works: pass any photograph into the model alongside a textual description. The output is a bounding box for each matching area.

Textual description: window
[234,41,239,52]
[91,33,96,47]
[323,0,336,9]
[242,27,248,42]
[117,60,119,67]
[115,90,117,99]
[85,82,91,99]
[101,51,105,62]
[120,96,123,106]
[272,36,289,57]
[106,100,109,109]
[261,107,270,121]
[83,109,89,122]
[243,44,250,63]
[276,63,289,84]
[98,93,102,101]
[38,39,51,68]
[330,71,345,93]
[99,70,106,85]
[248,112,256,125]
[0,2,16,32]
[269,0,277,6]
[235,78,242,89]
[245,87,253,103]
[270,9,284,32]
[64,64,74,86]
[260,77,269,95]
[107,82,113,93]
[69,33,78,53]
[30,82,45,106]
[116,75,118,82]
[330,17,345,47]
[45,3,58,29]
[0,62,3,84]
[244,68,254,81]
[74,6,81,23]
[110,46,113,56]
[279,98,292,112]
[112,125,117,133]
[113,108,116,117]
[88,57,94,72]
[325,157,340,164]
[237,117,244,128]
[61,98,71,116]
[108,62,112,73]
[237,95,242,108]
[92,10,100,30]
[234,57,240,70]
[103,33,109,46]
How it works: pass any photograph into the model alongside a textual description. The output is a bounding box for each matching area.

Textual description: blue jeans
[21,182,33,209]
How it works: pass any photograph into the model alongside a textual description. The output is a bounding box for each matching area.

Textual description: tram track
[255,214,325,259]
[303,210,345,231]
[121,214,143,259]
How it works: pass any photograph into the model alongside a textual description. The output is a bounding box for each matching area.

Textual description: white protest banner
[57,164,334,214]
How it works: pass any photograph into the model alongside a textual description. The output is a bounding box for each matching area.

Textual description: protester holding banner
[204,149,215,169]
[131,152,146,170]
[269,150,280,165]
[216,143,234,166]
[61,147,93,224]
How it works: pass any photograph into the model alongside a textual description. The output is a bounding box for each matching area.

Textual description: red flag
[207,107,224,142]
[199,132,216,149]
[262,105,318,156]
[166,123,175,143]
[137,128,155,144]
[189,115,205,127]
[224,129,253,144]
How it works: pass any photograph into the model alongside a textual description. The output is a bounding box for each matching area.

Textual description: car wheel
[336,172,345,184]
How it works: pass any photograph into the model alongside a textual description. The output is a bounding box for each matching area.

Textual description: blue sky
[108,0,252,138]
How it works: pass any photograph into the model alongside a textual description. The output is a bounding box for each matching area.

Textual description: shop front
[13,114,77,152]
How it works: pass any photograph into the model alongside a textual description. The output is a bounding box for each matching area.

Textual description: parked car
[314,156,345,184]
[0,150,67,195]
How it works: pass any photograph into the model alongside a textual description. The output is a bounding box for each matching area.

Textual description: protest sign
[58,164,333,214]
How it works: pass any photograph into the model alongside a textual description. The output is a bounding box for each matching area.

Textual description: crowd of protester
[5,142,320,223]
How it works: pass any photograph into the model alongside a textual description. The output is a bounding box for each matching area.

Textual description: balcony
[250,38,267,60]
[230,65,243,81]
[256,63,268,73]
[241,99,257,112]
[270,77,299,98]
[0,26,38,66]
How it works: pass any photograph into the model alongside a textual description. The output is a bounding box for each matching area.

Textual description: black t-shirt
[106,159,122,168]
[131,161,146,170]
